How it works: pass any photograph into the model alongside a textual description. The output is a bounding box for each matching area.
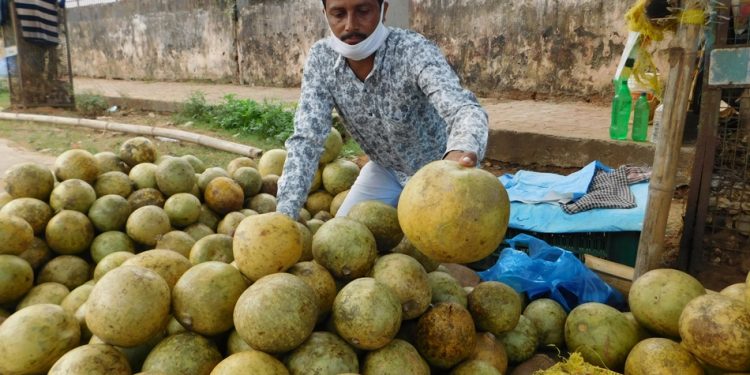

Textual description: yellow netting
[625,1,708,40]
[534,352,622,375]
[632,48,663,100]
[623,0,708,100]
[626,0,669,42]
[679,8,707,25]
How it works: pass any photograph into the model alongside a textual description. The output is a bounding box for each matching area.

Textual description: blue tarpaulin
[500,161,647,233]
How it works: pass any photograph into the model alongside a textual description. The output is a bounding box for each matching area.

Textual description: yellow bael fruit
[398,160,509,264]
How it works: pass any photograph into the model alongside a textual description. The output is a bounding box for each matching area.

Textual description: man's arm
[276,45,334,219]
[415,40,489,166]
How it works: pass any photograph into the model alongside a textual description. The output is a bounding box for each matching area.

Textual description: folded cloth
[625,165,652,184]
[507,182,648,233]
[16,0,60,45]
[500,161,610,204]
[562,165,652,214]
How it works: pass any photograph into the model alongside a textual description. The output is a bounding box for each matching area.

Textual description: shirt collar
[333,53,347,72]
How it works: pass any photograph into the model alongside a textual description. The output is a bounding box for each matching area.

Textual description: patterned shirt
[276,28,489,218]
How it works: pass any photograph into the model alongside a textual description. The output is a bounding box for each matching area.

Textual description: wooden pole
[634,3,704,279]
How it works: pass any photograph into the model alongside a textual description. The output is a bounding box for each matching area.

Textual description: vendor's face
[324,0,387,45]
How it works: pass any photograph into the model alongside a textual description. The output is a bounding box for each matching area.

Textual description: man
[276,0,488,219]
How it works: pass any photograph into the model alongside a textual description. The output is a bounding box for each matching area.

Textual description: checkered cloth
[562,165,652,214]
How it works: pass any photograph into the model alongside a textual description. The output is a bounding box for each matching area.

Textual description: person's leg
[335,161,403,217]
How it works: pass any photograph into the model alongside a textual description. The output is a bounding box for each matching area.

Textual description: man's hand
[444,150,478,167]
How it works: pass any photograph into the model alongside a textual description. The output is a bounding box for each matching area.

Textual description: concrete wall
[236,0,327,87]
[410,0,635,99]
[67,0,654,98]
[386,0,411,30]
[67,0,238,82]
[235,0,410,86]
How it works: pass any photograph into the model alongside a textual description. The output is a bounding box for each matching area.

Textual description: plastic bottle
[650,104,664,143]
[610,80,632,140]
[628,75,646,102]
[632,93,649,142]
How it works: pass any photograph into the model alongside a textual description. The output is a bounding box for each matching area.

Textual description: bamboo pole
[0,112,263,158]
[634,4,704,279]
[585,255,635,295]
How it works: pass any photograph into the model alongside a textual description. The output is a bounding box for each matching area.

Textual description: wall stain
[68,0,238,82]
[410,0,648,99]
[66,0,668,99]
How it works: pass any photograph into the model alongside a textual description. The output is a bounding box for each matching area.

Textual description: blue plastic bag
[478,234,625,312]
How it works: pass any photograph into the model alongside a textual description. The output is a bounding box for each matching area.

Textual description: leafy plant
[177,91,363,156]
[76,92,109,118]
[179,92,295,143]
[212,95,295,143]
[180,91,215,123]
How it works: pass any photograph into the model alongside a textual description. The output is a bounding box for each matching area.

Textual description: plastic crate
[503,228,640,267]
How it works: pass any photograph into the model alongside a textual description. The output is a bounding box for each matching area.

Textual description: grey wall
[410,0,635,99]
[67,0,238,82]
[386,0,410,29]
[235,0,410,86]
[67,0,651,99]
[236,0,327,87]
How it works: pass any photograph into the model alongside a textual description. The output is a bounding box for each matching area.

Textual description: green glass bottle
[609,80,632,140]
[632,93,649,142]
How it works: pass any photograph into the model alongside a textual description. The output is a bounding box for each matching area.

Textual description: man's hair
[322,0,384,8]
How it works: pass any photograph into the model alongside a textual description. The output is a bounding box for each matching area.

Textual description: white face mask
[326,1,390,61]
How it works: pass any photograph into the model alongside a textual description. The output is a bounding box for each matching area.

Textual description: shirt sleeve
[276,44,334,219]
[415,40,488,160]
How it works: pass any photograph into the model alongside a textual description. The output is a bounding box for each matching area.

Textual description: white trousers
[335,161,403,217]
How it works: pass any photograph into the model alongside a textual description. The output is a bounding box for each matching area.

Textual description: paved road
[76,78,615,141]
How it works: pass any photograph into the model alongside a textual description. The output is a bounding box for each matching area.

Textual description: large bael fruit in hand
[397,160,509,264]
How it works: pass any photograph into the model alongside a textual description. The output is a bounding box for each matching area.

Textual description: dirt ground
[0,107,250,171]
[0,138,56,190]
[0,107,688,279]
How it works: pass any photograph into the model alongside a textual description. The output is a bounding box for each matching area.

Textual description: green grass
[185,121,283,152]
[176,91,364,157]
[0,90,9,109]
